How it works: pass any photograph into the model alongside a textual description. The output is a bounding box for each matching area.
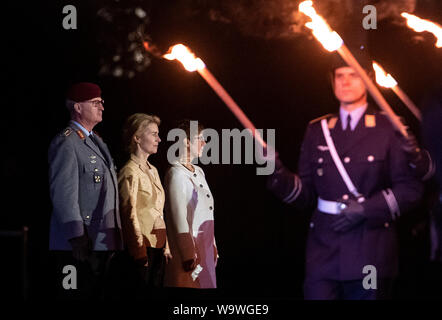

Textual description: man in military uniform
[267,54,423,299]
[48,82,123,299]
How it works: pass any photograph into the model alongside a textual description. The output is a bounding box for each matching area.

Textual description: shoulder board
[309,113,334,125]
[62,128,72,137]
[364,114,376,128]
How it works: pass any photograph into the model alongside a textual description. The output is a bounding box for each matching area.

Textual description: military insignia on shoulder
[328,116,338,129]
[309,113,334,125]
[63,128,72,136]
[76,130,86,140]
[365,114,376,127]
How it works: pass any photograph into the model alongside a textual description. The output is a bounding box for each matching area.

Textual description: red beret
[67,82,102,102]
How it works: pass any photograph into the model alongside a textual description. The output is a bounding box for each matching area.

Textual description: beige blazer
[118,154,167,260]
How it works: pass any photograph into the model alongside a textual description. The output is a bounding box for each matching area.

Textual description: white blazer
[164,161,217,288]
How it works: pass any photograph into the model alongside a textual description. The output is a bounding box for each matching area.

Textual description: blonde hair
[122,113,161,154]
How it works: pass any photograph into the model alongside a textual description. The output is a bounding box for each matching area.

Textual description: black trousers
[49,251,122,300]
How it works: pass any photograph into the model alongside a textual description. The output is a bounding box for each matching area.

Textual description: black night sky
[2,0,442,301]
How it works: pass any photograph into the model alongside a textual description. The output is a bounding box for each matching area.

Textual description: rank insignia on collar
[365,115,376,127]
[328,117,338,129]
[76,130,85,140]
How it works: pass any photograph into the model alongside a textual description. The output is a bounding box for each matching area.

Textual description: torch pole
[337,45,408,137]
[391,85,422,121]
[197,67,267,148]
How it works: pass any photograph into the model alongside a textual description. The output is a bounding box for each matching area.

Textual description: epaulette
[310,113,338,128]
[364,114,376,127]
[309,113,334,125]
[62,128,72,137]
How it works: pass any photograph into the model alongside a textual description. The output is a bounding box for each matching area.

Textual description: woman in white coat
[164,120,218,288]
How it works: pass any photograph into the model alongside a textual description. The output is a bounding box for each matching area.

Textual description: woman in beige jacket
[118,113,171,287]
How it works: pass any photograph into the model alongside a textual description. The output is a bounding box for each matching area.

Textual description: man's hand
[331,199,366,232]
[400,130,422,163]
[69,235,91,262]
[266,153,300,204]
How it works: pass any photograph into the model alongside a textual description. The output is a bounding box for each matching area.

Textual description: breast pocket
[310,149,334,179]
[83,163,106,191]
[341,148,388,194]
[350,149,387,174]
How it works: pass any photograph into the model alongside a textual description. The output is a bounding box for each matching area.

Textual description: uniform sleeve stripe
[282,175,298,203]
[382,188,400,220]
[422,149,436,181]
[283,175,302,204]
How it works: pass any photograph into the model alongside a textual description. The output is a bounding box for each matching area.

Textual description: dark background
[2,0,441,300]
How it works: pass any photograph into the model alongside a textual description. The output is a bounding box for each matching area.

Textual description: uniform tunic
[270,107,423,281]
[48,121,123,251]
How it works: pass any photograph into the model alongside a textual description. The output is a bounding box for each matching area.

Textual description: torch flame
[163,44,205,72]
[372,62,398,88]
[401,13,442,48]
[298,1,343,52]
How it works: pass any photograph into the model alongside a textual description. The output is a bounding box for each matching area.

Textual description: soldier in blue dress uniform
[267,52,423,299]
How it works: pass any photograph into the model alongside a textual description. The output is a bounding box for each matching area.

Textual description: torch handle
[337,45,408,137]
[198,68,267,148]
[391,86,422,121]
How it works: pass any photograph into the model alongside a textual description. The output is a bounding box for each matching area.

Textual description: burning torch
[155,43,267,148]
[401,12,442,48]
[298,1,409,137]
[372,62,422,121]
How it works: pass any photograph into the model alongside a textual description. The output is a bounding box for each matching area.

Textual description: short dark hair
[175,119,204,140]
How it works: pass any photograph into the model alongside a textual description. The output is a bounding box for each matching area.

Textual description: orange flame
[372,62,398,88]
[163,44,205,72]
[401,13,442,48]
[298,1,343,52]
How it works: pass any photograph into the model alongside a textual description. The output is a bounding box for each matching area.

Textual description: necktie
[89,134,100,147]
[345,114,352,131]
[90,134,109,165]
